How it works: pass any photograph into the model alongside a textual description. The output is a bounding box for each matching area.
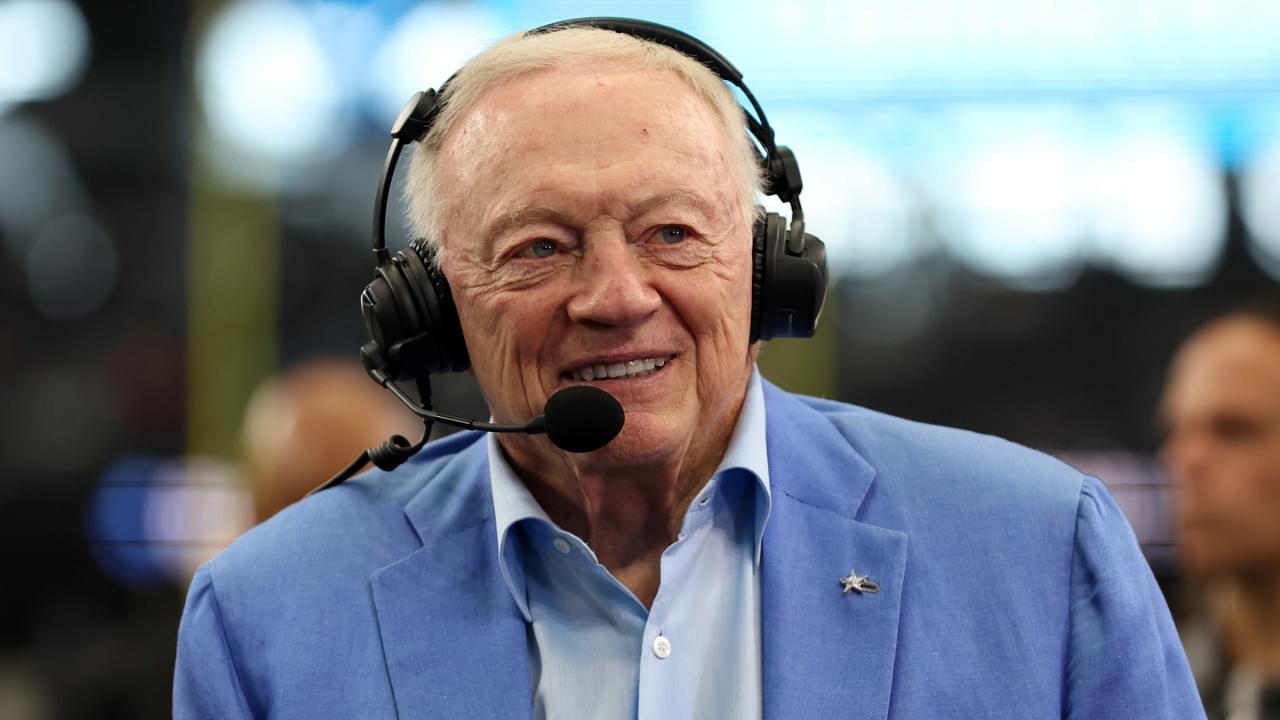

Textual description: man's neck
[499,393,744,608]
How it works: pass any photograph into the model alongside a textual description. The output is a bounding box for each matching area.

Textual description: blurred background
[1,0,1278,716]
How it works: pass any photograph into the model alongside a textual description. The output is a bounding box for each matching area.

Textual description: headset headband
[371,17,806,265]
[529,18,776,167]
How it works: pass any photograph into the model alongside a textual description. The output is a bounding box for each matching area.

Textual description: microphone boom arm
[381,378,547,434]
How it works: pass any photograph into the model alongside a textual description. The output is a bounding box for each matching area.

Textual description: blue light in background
[87,457,173,588]
[364,2,505,124]
[191,0,1280,290]
[1242,132,1280,280]
[88,456,252,588]
[698,0,1280,99]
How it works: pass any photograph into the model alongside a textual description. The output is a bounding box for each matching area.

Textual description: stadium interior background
[1,0,1278,716]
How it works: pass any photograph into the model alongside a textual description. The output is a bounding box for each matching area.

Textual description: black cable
[307,376,437,495]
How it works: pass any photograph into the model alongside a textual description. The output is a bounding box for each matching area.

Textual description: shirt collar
[717,366,772,564]
[488,366,771,621]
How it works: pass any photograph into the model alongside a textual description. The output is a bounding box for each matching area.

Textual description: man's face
[434,63,755,467]
[1161,318,1280,577]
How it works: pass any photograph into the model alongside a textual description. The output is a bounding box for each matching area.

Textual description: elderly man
[1162,306,1280,719]
[175,20,1202,719]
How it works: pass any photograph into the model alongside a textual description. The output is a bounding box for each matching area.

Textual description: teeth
[571,357,671,381]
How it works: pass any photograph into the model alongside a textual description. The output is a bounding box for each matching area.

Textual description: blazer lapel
[370,443,532,720]
[761,384,909,720]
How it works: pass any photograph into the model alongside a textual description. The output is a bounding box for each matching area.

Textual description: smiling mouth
[566,356,672,382]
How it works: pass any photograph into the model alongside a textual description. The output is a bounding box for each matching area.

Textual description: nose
[565,232,661,327]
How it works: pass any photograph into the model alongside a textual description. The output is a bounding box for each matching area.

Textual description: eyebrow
[480,187,726,252]
[482,207,568,246]
[632,188,723,221]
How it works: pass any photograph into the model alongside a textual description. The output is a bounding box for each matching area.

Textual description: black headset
[358,17,827,385]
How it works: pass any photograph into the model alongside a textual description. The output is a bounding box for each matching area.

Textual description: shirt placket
[637,482,719,720]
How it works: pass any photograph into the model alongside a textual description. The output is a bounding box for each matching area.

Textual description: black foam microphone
[542,385,626,453]
[310,384,625,494]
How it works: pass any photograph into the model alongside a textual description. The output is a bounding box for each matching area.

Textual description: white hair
[402,26,765,266]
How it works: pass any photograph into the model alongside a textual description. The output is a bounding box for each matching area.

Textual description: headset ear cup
[406,241,469,373]
[361,271,399,351]
[360,265,418,380]
[750,213,767,343]
[751,212,786,343]
[753,213,826,341]
[398,244,443,339]
[360,241,473,380]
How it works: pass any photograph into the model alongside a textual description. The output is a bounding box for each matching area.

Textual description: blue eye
[659,226,687,244]
[529,239,557,258]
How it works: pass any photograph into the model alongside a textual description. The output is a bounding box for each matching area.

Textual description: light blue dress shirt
[488,369,771,720]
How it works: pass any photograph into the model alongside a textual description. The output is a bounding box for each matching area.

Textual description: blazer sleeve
[174,564,255,720]
[1063,476,1205,719]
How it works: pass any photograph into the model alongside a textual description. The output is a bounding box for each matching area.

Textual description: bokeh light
[1088,120,1225,288]
[88,457,252,588]
[196,0,347,164]
[1241,135,1280,280]
[365,2,505,123]
[0,116,88,256]
[937,113,1090,290]
[775,111,919,280]
[25,213,117,320]
[0,0,89,108]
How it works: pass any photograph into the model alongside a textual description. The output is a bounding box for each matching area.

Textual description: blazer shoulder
[205,430,487,595]
[774,386,1088,514]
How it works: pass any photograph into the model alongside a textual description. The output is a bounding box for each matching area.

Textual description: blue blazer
[175,382,1204,719]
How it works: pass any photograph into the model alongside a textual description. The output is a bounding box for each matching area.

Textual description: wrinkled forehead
[435,65,739,228]
[443,62,729,159]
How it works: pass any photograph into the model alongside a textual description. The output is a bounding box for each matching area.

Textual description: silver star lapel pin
[839,568,880,594]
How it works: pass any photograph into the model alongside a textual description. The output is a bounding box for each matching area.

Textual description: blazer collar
[368,384,910,720]
[370,438,532,720]
[759,382,909,720]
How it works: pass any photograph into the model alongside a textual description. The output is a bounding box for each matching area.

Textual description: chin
[577,417,687,467]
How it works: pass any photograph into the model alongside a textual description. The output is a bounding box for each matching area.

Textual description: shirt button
[697,494,711,508]
[652,635,672,659]
[552,537,571,554]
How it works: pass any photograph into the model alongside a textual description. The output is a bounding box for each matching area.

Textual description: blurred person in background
[1162,302,1280,720]
[240,357,420,522]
